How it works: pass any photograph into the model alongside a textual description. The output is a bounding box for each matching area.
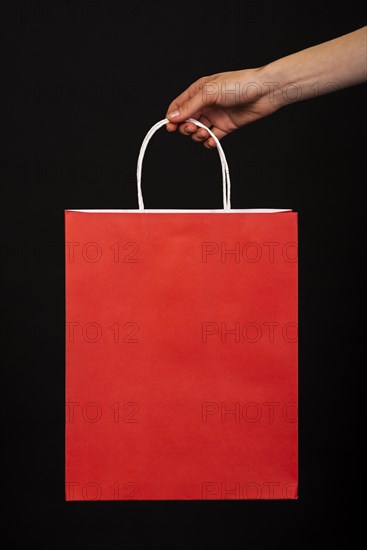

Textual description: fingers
[177,114,210,136]
[166,92,204,124]
[166,121,178,132]
[202,126,228,149]
[177,121,196,136]
[191,115,212,141]
[178,123,209,143]
[166,78,211,128]
[192,126,210,142]
[198,115,212,128]
[179,123,227,149]
[164,76,228,149]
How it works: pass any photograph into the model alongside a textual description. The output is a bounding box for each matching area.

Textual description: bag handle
[136,118,231,211]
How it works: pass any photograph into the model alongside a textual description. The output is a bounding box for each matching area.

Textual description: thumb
[166,91,206,123]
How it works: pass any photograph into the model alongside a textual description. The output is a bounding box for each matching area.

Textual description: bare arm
[165,27,367,148]
[268,26,367,103]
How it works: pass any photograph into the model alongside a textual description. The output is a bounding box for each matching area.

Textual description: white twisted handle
[136,118,231,211]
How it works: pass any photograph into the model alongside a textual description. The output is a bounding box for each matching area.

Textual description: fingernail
[198,131,206,139]
[184,126,193,134]
[167,110,180,119]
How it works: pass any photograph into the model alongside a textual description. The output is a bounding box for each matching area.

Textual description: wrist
[256,62,289,110]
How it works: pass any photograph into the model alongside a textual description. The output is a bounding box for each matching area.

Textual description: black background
[2,1,365,548]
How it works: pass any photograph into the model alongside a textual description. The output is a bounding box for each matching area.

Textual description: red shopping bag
[65,119,298,501]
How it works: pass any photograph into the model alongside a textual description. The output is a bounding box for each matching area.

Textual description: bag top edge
[65,209,293,214]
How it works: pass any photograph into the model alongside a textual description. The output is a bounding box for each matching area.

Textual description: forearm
[261,27,367,107]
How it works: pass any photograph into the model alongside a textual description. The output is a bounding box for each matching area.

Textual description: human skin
[165,27,367,148]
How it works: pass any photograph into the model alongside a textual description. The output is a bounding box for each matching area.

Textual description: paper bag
[65,118,298,500]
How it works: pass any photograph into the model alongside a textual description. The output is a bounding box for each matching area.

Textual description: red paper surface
[65,211,298,500]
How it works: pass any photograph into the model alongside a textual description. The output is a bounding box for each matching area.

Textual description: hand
[165,28,367,149]
[165,68,281,148]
